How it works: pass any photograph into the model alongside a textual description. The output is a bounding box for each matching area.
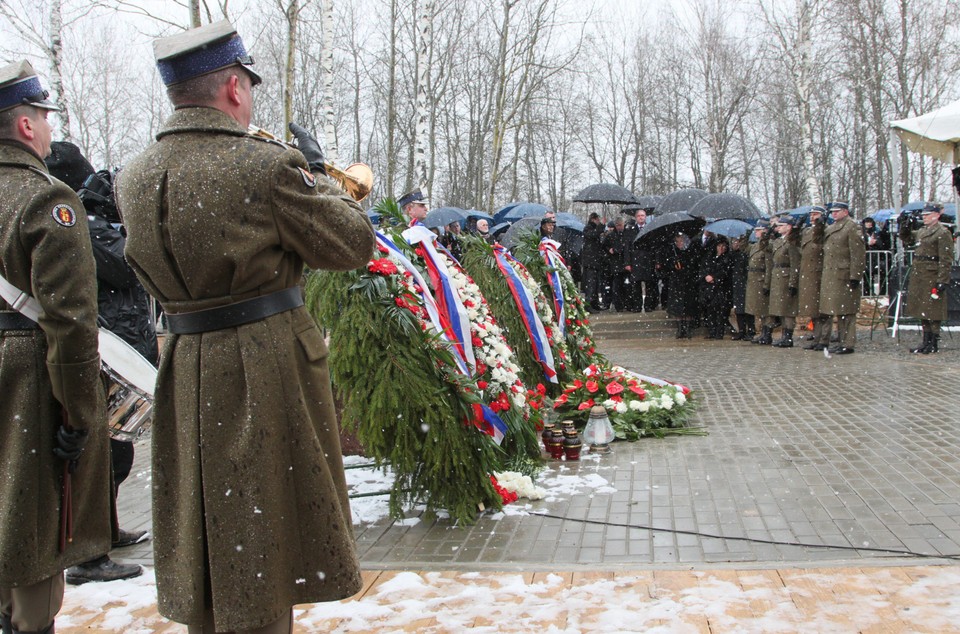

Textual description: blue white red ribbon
[539,238,566,337]
[402,225,476,373]
[376,231,470,375]
[492,245,558,383]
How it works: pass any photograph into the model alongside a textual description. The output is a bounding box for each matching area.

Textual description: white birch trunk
[413,0,434,200]
[283,0,298,142]
[49,0,70,140]
[796,0,819,206]
[320,0,338,164]
[189,0,202,27]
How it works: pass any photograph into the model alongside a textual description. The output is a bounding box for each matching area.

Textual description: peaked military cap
[398,189,429,208]
[809,205,827,215]
[826,201,850,212]
[0,60,59,113]
[920,202,943,214]
[776,215,798,227]
[755,218,770,229]
[154,19,262,87]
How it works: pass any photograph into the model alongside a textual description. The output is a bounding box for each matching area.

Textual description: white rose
[615,402,628,414]
[638,402,651,413]
[602,399,616,409]
[675,393,686,405]
[629,400,642,411]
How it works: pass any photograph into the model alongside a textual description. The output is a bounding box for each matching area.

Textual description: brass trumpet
[248,126,373,202]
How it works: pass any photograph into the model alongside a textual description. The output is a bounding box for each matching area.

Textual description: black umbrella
[573,183,639,204]
[633,211,706,247]
[653,188,708,215]
[500,217,544,250]
[689,193,762,220]
[622,195,662,213]
[424,207,468,228]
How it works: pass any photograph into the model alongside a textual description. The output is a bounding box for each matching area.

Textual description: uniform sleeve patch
[298,167,317,188]
[51,204,77,227]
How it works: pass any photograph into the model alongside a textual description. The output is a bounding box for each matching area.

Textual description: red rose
[536,383,547,396]
[477,380,488,390]
[472,336,483,347]
[377,243,389,254]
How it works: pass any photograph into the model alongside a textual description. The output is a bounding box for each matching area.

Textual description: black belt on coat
[165,287,304,334]
[914,255,939,262]
[0,311,38,330]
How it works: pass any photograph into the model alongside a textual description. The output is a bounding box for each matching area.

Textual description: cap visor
[33,99,60,112]
[242,64,262,86]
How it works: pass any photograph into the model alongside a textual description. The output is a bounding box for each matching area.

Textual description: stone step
[586,310,678,340]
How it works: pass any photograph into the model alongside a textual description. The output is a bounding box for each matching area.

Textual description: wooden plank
[780,569,861,632]
[652,569,711,633]
[734,568,796,627]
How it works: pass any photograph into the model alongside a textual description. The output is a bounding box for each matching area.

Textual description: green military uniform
[116,106,375,632]
[744,234,771,341]
[903,222,953,322]
[0,143,111,606]
[818,212,865,351]
[902,212,953,353]
[798,218,826,349]
[766,235,800,322]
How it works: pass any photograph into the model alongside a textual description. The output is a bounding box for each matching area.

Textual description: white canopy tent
[890,99,960,164]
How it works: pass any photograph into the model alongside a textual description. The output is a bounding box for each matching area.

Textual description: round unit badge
[51,204,77,227]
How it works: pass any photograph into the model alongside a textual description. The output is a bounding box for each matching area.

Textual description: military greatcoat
[903,222,954,321]
[765,235,800,318]
[744,238,770,317]
[797,222,825,317]
[819,215,865,316]
[115,108,375,632]
[0,142,111,587]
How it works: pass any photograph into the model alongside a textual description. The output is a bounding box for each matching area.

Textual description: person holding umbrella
[581,212,605,312]
[663,232,699,337]
[767,216,802,348]
[626,208,659,312]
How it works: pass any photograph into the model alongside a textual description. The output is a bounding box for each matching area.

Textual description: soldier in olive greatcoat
[744,221,774,344]
[817,201,865,354]
[0,61,111,634]
[766,216,802,348]
[798,206,827,350]
[900,203,954,354]
[115,22,375,634]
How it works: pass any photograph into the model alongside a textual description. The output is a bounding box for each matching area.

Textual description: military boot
[10,622,53,634]
[910,332,930,354]
[2,613,12,634]
[753,326,772,345]
[772,328,794,348]
[921,334,940,354]
[675,321,683,339]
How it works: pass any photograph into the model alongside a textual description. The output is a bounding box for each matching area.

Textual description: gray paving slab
[112,323,960,571]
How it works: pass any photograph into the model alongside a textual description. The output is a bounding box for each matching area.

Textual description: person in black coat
[663,232,699,337]
[601,216,631,311]
[580,212,605,311]
[728,234,752,339]
[698,236,734,339]
[625,209,659,312]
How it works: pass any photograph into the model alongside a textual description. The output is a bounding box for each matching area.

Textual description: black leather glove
[762,288,770,296]
[935,283,947,295]
[849,279,860,290]
[52,426,87,464]
[789,286,798,297]
[288,123,327,175]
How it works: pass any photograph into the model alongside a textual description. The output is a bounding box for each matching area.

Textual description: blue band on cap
[156,35,250,86]
[0,76,46,111]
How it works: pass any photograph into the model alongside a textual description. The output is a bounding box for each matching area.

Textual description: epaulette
[247,134,288,150]
[25,165,55,185]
